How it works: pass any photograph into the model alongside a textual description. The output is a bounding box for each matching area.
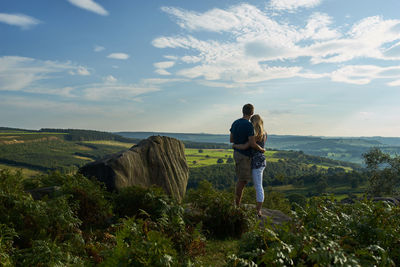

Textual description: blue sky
[1,0,400,136]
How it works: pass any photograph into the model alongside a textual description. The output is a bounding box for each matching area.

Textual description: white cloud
[142,78,188,85]
[161,6,241,32]
[164,55,178,60]
[67,0,109,16]
[25,86,76,98]
[107,53,130,60]
[0,96,102,113]
[269,0,322,11]
[153,4,400,87]
[387,79,400,87]
[181,56,201,63]
[155,69,171,76]
[83,84,159,101]
[69,66,91,76]
[104,75,117,83]
[0,13,41,29]
[154,61,175,69]
[0,56,88,91]
[331,65,400,85]
[302,13,341,40]
[94,45,105,52]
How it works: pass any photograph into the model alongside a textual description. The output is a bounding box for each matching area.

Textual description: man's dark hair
[242,104,254,116]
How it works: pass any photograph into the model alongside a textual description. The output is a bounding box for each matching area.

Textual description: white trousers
[252,166,265,203]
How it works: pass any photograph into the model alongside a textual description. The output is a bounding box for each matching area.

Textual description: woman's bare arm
[249,136,265,152]
[232,142,250,150]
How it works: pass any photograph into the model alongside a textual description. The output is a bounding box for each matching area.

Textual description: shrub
[232,197,400,266]
[114,186,205,262]
[287,193,307,208]
[29,171,113,229]
[16,239,85,267]
[185,181,256,239]
[114,186,171,220]
[0,169,86,265]
[0,224,17,266]
[101,218,178,267]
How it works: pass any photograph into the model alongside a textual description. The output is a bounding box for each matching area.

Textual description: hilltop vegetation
[117,131,400,164]
[0,127,370,199]
[0,128,369,199]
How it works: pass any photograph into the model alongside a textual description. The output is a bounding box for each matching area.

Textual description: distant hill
[116,132,400,164]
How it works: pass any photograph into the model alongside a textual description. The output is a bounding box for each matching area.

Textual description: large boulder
[79,136,189,201]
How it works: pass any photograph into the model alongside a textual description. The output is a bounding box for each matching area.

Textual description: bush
[114,186,171,220]
[287,193,307,208]
[185,181,255,239]
[0,224,17,266]
[232,197,400,266]
[0,169,86,265]
[28,171,113,229]
[101,218,178,267]
[16,239,85,267]
[114,186,205,262]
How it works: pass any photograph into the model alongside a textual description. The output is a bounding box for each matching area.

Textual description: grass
[197,238,239,266]
[74,155,93,161]
[82,140,135,148]
[269,183,367,197]
[0,163,40,177]
[186,149,278,168]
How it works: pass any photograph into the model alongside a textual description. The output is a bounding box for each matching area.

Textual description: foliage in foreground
[0,169,85,266]
[229,197,400,266]
[185,181,256,239]
[0,170,206,266]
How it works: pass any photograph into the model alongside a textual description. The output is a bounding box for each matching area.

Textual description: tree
[316,180,328,194]
[198,149,203,153]
[226,157,234,164]
[217,158,224,164]
[350,178,359,189]
[363,148,400,196]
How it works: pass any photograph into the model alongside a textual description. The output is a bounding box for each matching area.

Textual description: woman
[233,114,267,217]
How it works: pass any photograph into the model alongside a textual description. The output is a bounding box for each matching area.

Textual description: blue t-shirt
[230,118,254,157]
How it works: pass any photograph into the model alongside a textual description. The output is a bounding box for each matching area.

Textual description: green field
[0,129,367,199]
[269,183,367,197]
[0,163,40,177]
[82,140,135,148]
[0,134,357,175]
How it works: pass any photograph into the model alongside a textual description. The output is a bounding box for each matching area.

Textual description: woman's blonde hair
[250,114,264,141]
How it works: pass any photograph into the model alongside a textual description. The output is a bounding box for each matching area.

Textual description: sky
[1,0,400,137]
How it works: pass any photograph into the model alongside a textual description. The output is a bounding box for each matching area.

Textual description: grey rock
[243,204,291,225]
[79,136,189,202]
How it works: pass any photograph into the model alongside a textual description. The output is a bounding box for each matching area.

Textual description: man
[230,104,265,207]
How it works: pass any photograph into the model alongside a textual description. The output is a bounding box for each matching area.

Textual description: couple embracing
[230,104,267,217]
